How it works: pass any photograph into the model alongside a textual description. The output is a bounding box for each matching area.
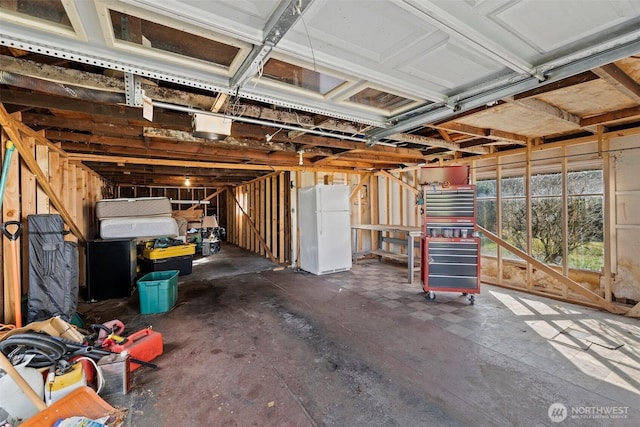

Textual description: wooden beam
[67,153,368,174]
[452,125,640,164]
[0,105,86,242]
[506,97,582,126]
[185,187,226,212]
[210,93,228,113]
[2,130,21,324]
[477,225,627,314]
[592,63,640,103]
[375,170,419,194]
[580,105,640,127]
[387,132,461,151]
[2,88,192,128]
[1,56,373,138]
[143,127,327,153]
[513,71,599,100]
[437,128,453,142]
[429,123,528,146]
[350,173,372,201]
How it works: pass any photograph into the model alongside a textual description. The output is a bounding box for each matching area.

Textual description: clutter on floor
[0,199,225,426]
[0,316,163,427]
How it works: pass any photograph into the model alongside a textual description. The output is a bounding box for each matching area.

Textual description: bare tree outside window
[476,170,603,271]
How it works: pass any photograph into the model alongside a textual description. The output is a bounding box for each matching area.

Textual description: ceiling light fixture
[185,176,191,187]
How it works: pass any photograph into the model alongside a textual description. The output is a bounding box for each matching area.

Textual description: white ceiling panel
[420,0,640,67]
[400,37,505,91]
[298,1,430,63]
[493,0,639,52]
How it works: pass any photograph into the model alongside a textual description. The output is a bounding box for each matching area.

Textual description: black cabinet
[86,239,137,300]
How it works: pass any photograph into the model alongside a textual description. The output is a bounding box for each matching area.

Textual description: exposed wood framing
[513,71,599,100]
[375,170,419,194]
[452,126,640,164]
[280,174,287,264]
[602,126,614,303]
[478,226,627,314]
[580,105,640,127]
[210,93,228,113]
[1,130,20,324]
[225,173,289,264]
[505,97,591,132]
[525,139,533,291]
[350,173,372,201]
[0,106,85,242]
[592,63,640,103]
[67,153,368,175]
[1,111,106,323]
[185,188,226,212]
[429,123,528,146]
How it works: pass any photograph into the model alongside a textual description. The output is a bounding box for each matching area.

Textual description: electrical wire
[73,356,105,395]
[298,6,317,72]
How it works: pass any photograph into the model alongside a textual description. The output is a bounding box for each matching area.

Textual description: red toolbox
[106,328,163,371]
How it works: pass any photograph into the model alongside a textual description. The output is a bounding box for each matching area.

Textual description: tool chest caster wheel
[425,291,436,301]
[468,295,475,305]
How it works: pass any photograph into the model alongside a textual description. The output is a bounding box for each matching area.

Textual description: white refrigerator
[298,185,352,275]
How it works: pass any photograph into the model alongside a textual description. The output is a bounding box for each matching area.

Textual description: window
[109,10,240,68]
[476,169,603,272]
[347,87,413,111]
[262,59,345,95]
[567,170,603,271]
[0,0,71,27]
[476,179,497,255]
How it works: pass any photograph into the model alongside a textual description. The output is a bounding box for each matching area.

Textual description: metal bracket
[124,72,143,107]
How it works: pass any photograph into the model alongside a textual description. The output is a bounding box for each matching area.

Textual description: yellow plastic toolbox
[142,243,196,260]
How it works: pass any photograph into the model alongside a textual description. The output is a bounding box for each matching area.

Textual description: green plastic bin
[136,270,179,314]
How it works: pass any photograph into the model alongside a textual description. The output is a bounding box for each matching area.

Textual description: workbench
[351,224,422,283]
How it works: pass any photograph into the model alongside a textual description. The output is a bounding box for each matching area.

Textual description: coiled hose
[0,332,67,368]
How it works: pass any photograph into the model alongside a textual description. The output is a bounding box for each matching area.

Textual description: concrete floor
[79,244,640,426]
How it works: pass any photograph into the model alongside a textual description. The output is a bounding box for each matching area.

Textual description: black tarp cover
[27,214,78,323]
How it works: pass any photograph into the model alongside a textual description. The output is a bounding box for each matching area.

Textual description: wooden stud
[496,157,503,286]
[35,143,50,214]
[65,160,77,242]
[2,130,21,324]
[602,127,614,303]
[371,176,379,250]
[525,139,533,291]
[385,174,390,251]
[280,173,286,264]
[266,177,272,258]
[259,179,265,256]
[478,225,626,314]
[228,188,278,264]
[561,146,569,297]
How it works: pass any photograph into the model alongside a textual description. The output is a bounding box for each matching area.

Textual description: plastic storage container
[136,270,179,314]
[141,243,195,259]
[139,254,193,276]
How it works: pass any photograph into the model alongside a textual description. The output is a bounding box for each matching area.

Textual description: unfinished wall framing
[227,172,290,265]
[455,130,640,314]
[1,119,107,324]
